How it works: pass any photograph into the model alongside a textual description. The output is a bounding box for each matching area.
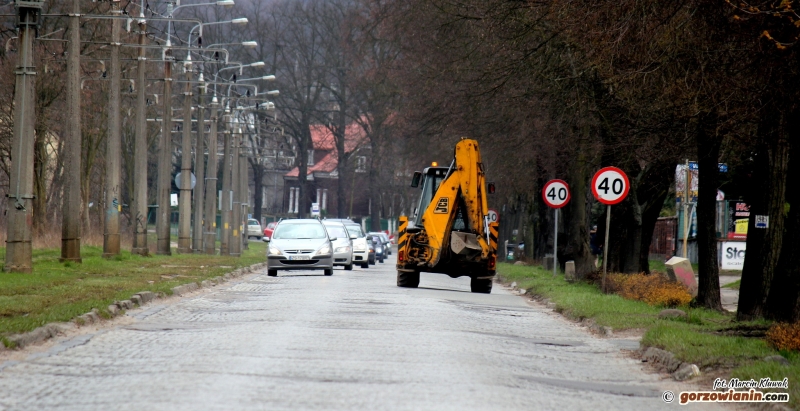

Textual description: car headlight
[268,246,282,256]
[315,245,331,256]
[353,243,366,251]
[335,246,351,253]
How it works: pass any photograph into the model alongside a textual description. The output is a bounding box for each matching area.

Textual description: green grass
[497,262,798,409]
[723,279,741,289]
[0,242,266,337]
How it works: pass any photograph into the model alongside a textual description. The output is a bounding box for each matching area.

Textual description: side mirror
[329,237,337,241]
[410,171,422,188]
[488,182,496,194]
[263,237,270,242]
[350,235,358,239]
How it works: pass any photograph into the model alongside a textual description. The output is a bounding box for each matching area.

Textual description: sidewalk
[718,275,739,312]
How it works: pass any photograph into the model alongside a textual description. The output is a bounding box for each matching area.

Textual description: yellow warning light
[431,161,438,167]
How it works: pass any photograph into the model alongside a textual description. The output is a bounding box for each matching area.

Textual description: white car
[322,222,354,270]
[247,219,263,240]
[344,224,370,269]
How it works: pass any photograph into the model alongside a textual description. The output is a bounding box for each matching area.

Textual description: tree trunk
[561,140,594,278]
[737,112,789,320]
[33,128,48,237]
[695,114,722,310]
[765,119,800,321]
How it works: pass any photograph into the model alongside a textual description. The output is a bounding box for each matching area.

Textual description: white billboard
[720,241,746,270]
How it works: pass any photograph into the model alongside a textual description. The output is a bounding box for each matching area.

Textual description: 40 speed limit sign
[541,179,570,209]
[591,167,630,205]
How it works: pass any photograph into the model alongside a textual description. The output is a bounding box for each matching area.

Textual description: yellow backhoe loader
[396,138,499,293]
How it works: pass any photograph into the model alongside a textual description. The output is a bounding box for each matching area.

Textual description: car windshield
[248,220,259,226]
[345,225,365,238]
[324,225,348,239]
[272,223,327,239]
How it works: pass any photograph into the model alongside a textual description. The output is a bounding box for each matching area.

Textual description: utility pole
[230,121,242,257]
[203,97,219,254]
[4,0,42,272]
[220,113,232,255]
[61,0,83,263]
[103,0,122,258]
[177,62,193,253]
[240,138,249,251]
[156,50,174,255]
[131,6,149,255]
[192,75,206,253]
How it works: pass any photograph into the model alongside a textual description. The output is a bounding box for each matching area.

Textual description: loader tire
[470,277,493,294]
[397,271,420,288]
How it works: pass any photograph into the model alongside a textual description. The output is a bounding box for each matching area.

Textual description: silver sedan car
[266,219,334,276]
[322,222,354,270]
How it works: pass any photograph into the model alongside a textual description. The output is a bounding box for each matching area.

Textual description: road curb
[496,272,703,381]
[1,261,268,351]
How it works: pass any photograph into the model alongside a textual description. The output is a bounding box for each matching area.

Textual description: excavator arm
[417,139,491,267]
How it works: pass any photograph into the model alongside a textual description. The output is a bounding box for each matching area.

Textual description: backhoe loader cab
[397,139,499,293]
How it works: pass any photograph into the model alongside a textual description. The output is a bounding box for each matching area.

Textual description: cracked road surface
[0,254,706,410]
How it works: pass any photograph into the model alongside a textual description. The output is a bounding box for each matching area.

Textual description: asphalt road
[0,253,709,410]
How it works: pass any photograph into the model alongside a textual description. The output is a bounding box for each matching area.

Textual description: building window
[308,149,315,166]
[356,156,367,172]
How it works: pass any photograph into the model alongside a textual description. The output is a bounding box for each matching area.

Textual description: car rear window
[273,223,327,239]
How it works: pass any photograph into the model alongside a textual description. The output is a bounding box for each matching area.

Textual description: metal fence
[649,217,678,261]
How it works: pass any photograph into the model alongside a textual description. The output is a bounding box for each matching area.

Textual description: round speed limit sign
[542,179,570,209]
[592,167,630,205]
[487,209,499,223]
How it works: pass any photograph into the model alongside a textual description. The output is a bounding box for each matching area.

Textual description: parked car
[369,234,385,263]
[262,221,277,242]
[322,221,354,270]
[247,219,263,240]
[368,232,392,256]
[266,219,334,276]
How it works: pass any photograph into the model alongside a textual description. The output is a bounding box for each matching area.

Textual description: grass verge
[498,262,799,408]
[0,242,266,338]
[723,279,741,289]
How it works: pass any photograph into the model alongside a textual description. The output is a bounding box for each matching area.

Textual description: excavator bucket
[451,231,482,255]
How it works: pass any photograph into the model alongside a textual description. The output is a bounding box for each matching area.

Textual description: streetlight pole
[204,95,220,254]
[220,111,232,255]
[132,5,149,255]
[230,119,242,257]
[156,2,175,255]
[103,0,122,258]
[192,73,207,253]
[240,134,249,251]
[61,0,83,263]
[4,0,42,272]
[177,60,193,253]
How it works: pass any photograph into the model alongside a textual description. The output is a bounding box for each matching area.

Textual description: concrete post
[240,143,249,251]
[103,2,122,258]
[192,79,206,253]
[131,13,149,255]
[220,116,232,255]
[61,0,83,263]
[4,2,41,273]
[203,101,219,254]
[177,67,192,253]
[156,59,173,255]
[230,124,242,257]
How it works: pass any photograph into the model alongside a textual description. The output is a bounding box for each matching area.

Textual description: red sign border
[591,166,630,205]
[541,179,571,209]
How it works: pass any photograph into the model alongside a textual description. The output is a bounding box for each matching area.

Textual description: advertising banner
[721,241,746,270]
[728,201,749,239]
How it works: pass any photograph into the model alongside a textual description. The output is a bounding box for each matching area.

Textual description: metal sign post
[591,167,630,292]
[542,179,570,276]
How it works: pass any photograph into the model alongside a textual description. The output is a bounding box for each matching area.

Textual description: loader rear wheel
[397,271,420,288]
[470,277,493,294]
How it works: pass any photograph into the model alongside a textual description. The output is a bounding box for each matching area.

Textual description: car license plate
[288,255,310,261]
